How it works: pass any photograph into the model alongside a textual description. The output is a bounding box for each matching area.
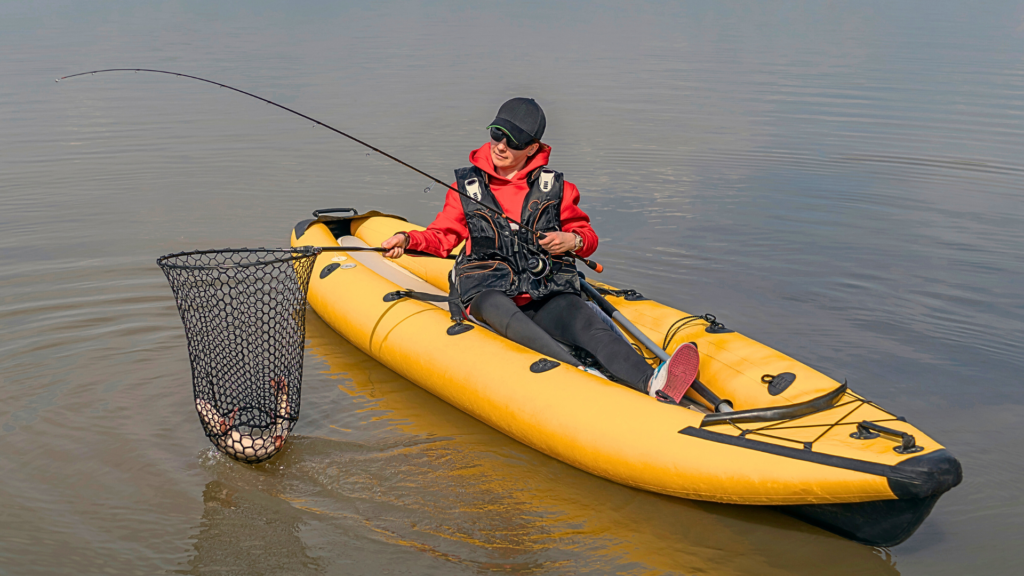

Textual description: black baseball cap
[487,97,546,147]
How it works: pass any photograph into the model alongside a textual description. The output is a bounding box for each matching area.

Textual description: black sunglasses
[489,126,533,151]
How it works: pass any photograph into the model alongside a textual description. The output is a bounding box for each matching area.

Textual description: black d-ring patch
[447,323,474,336]
[530,358,560,373]
[321,262,342,278]
[320,263,341,279]
[762,372,796,396]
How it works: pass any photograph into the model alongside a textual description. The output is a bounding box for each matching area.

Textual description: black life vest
[450,165,581,307]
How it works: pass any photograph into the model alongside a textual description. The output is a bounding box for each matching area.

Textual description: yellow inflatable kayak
[291,209,961,546]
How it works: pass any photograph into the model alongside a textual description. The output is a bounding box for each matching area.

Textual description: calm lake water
[2,1,1022,574]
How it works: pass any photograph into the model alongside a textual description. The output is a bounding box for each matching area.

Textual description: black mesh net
[158,247,318,464]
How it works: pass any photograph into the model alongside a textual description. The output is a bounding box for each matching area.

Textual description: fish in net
[157,247,318,464]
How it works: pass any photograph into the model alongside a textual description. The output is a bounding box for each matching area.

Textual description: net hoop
[157,246,319,271]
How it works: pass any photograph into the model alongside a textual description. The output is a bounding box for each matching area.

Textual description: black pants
[471,289,655,392]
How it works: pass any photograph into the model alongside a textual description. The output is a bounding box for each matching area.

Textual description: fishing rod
[57,68,603,273]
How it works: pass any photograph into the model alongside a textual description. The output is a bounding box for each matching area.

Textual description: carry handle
[312,208,359,218]
[850,421,923,454]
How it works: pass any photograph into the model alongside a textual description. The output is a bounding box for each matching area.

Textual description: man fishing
[381,98,699,403]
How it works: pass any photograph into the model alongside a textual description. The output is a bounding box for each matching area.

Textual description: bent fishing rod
[57,68,603,273]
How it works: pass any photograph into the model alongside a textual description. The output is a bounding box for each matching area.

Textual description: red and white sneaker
[648,342,700,404]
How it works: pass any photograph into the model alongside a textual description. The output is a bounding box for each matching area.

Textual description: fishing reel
[526,255,553,279]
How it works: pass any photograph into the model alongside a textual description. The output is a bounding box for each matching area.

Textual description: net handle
[156,245,452,271]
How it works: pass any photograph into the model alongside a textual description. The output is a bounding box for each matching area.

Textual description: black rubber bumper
[779,449,963,547]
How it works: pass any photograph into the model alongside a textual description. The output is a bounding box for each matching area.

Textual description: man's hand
[538,231,578,255]
[381,233,409,259]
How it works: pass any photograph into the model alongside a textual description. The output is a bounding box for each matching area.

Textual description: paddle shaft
[579,280,734,413]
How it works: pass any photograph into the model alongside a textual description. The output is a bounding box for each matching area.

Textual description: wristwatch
[571,231,584,251]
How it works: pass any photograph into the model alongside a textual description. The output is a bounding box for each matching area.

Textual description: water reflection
[179,479,322,575]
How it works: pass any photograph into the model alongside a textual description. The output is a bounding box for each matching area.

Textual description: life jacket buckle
[465,178,483,201]
[539,168,555,192]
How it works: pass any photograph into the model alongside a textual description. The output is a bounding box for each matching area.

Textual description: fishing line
[57,68,603,272]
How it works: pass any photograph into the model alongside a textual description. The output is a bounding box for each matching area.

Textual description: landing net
[158,247,317,463]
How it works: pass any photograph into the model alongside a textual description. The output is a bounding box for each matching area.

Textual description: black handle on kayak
[851,421,924,454]
[312,208,359,218]
[579,275,733,412]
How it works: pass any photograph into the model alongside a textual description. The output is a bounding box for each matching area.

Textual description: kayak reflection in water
[382,98,696,403]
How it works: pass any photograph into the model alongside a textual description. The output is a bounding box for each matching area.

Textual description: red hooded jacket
[406,143,599,260]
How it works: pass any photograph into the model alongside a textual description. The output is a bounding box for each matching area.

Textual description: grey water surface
[2,1,1022,574]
